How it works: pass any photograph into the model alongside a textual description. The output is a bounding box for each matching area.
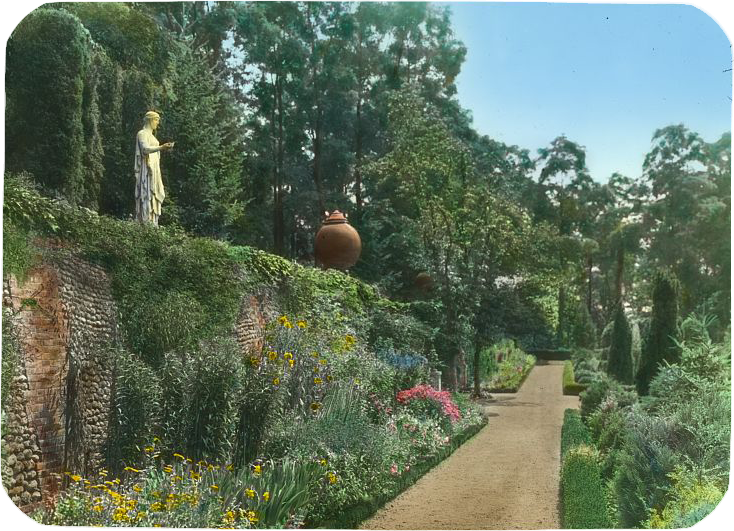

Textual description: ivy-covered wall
[2,176,433,508]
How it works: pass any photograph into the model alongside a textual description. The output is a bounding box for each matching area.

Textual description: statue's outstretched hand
[161,142,175,151]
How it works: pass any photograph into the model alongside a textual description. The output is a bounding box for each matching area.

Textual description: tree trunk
[587,251,593,315]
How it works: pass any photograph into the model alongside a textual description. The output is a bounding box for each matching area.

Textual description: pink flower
[396,384,461,422]
[390,463,399,476]
[404,465,410,473]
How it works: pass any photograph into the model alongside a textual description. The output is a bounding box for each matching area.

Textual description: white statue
[134,111,174,225]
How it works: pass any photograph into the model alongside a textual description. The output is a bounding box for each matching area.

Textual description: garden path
[361,360,579,530]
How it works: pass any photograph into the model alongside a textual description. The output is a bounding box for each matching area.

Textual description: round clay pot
[414,272,434,291]
[315,210,361,270]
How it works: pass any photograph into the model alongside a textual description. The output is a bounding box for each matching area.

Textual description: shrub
[561,409,591,457]
[611,408,684,528]
[396,384,461,431]
[562,361,586,395]
[107,347,162,472]
[636,271,680,395]
[645,467,724,529]
[579,374,637,419]
[560,445,613,528]
[587,398,630,480]
[607,305,634,384]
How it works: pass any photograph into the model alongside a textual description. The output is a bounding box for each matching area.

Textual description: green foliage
[562,360,586,395]
[571,301,597,349]
[2,219,37,284]
[560,445,613,529]
[107,347,162,472]
[637,271,680,395]
[645,467,724,529]
[485,345,536,392]
[610,411,683,528]
[561,409,591,458]
[580,373,637,419]
[607,305,634,384]
[159,41,245,238]
[587,399,631,481]
[6,8,91,204]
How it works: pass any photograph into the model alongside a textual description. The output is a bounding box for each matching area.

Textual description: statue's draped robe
[134,129,165,225]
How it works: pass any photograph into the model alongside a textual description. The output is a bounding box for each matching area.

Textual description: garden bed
[326,412,488,529]
[487,355,536,393]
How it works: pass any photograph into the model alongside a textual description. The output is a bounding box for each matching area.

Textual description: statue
[134,111,174,225]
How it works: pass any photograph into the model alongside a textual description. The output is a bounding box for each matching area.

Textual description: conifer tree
[636,271,680,395]
[607,304,633,384]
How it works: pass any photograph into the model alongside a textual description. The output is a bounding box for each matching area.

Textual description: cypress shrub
[561,409,591,457]
[560,445,613,528]
[636,271,680,395]
[6,8,91,203]
[607,305,634,384]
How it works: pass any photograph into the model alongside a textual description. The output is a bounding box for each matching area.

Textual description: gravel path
[361,360,579,530]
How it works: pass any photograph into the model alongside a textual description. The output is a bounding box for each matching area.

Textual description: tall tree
[636,271,680,395]
[607,304,633,384]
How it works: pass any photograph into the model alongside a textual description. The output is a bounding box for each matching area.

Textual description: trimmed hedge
[563,360,586,395]
[560,445,613,529]
[561,409,591,458]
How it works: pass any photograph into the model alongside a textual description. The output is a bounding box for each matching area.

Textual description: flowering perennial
[396,384,461,422]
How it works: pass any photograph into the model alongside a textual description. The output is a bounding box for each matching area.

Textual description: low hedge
[563,360,586,396]
[560,445,613,529]
[561,409,591,458]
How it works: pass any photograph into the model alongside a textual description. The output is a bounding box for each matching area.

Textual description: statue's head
[144,111,161,130]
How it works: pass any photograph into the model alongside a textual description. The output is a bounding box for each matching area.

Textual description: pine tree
[636,271,680,395]
[607,304,633,384]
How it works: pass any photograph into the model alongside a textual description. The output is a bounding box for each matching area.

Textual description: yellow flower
[190,471,201,481]
[278,315,289,325]
[98,469,108,477]
[124,466,141,473]
[284,321,293,329]
[297,320,307,328]
[314,377,323,385]
[150,502,164,512]
[245,489,256,499]
[144,446,154,453]
[288,359,295,368]
[210,485,219,490]
[173,475,183,482]
[253,465,262,476]
[310,402,321,412]
[173,453,186,460]
[263,491,270,502]
[250,356,261,366]
[163,466,173,474]
[319,359,327,365]
[246,510,259,523]
[92,505,104,512]
[319,458,327,467]
[268,350,278,361]
[311,351,319,358]
[272,377,280,386]
[226,464,234,471]
[283,352,293,360]
[70,475,82,482]
[133,485,143,493]
[328,472,338,484]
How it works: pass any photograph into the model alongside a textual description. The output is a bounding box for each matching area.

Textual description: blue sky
[443,1,732,181]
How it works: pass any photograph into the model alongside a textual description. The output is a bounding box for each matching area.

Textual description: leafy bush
[560,445,613,529]
[2,217,37,283]
[562,361,586,395]
[396,384,461,432]
[107,347,162,472]
[587,398,630,480]
[580,374,637,419]
[561,409,591,457]
[645,467,724,529]
[610,408,684,528]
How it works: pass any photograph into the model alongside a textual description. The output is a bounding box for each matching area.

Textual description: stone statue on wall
[134,111,174,225]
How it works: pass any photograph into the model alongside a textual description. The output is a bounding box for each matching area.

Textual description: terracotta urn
[414,272,434,291]
[315,210,361,270]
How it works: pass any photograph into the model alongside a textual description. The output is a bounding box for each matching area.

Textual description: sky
[442,1,732,182]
